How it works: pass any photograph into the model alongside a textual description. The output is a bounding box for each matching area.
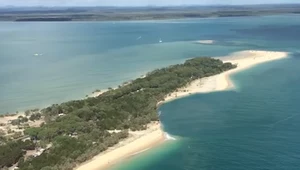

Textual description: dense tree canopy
[0,140,35,168]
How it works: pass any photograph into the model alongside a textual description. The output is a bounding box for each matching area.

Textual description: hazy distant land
[0,4,300,21]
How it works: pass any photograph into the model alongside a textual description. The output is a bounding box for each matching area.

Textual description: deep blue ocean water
[1,14,300,170]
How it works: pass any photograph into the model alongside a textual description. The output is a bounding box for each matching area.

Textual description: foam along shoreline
[159,50,288,105]
[75,122,166,170]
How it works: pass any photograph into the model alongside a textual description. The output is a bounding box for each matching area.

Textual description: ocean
[1,14,300,170]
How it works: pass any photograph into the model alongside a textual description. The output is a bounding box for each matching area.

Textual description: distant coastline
[15,17,72,21]
[0,5,299,22]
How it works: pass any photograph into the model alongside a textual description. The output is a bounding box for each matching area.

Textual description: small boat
[159,38,162,43]
[34,53,43,56]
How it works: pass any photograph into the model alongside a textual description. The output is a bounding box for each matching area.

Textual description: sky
[0,0,299,7]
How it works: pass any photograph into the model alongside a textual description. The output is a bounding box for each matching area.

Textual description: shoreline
[75,122,166,170]
[0,50,289,170]
[158,50,288,105]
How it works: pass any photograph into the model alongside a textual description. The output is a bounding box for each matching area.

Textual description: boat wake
[266,113,299,131]
[136,36,142,40]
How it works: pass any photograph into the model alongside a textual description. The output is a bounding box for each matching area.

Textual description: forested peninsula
[0,57,236,170]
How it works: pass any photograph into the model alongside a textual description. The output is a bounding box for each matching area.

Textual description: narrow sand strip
[75,50,288,170]
[159,50,288,104]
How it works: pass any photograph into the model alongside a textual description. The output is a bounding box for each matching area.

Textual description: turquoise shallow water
[109,140,184,170]
[0,21,247,113]
[2,14,300,170]
[2,14,300,113]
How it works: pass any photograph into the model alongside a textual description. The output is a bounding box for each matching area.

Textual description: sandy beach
[88,90,108,98]
[75,122,165,170]
[0,113,24,134]
[159,50,288,104]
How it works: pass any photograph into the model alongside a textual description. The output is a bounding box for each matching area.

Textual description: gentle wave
[129,148,150,157]
[165,133,176,140]
[158,111,162,116]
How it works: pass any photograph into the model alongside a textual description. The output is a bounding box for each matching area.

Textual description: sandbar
[159,50,288,105]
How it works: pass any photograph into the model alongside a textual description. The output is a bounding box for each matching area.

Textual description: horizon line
[1,3,300,8]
